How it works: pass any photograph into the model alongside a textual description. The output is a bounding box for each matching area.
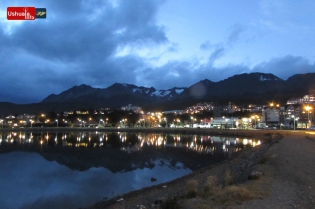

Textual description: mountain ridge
[0,72,314,115]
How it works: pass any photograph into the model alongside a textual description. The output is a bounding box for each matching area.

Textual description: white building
[287,95,315,105]
[213,102,237,117]
[210,117,238,129]
[262,107,281,123]
[121,104,143,114]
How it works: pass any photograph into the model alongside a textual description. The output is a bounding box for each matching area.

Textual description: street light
[142,118,145,128]
[99,119,103,126]
[305,106,312,128]
[0,119,3,128]
[123,119,127,128]
[251,116,255,128]
[30,120,33,128]
[164,117,167,128]
[55,119,58,128]
[251,115,259,129]
[190,116,194,128]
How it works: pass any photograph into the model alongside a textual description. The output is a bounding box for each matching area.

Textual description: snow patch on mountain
[175,89,184,94]
[132,88,142,93]
[259,75,277,81]
[151,90,171,97]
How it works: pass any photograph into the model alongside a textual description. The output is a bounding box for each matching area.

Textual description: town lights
[269,103,279,108]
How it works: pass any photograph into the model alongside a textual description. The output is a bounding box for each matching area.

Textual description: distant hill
[0,72,315,115]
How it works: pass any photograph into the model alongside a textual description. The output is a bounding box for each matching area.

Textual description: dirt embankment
[87,130,315,209]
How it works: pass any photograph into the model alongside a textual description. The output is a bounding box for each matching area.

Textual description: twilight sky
[1,0,315,104]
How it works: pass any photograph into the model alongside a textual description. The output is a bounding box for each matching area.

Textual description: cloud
[252,55,315,79]
[200,41,212,51]
[200,24,245,66]
[136,59,251,90]
[208,47,225,64]
[227,23,245,45]
[167,42,179,52]
[5,0,167,62]
[0,0,168,103]
[135,55,315,91]
[0,0,314,104]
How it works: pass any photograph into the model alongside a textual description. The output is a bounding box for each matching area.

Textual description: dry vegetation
[159,154,275,209]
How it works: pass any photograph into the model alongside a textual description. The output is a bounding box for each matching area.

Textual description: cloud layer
[0,0,314,103]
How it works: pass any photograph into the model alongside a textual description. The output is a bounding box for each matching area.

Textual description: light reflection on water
[0,131,261,209]
[0,131,261,153]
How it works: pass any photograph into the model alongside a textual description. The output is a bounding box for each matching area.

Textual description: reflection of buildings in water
[0,132,261,155]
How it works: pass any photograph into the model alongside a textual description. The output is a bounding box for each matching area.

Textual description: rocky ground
[88,130,315,209]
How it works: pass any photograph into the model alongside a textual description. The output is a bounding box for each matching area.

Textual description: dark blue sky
[1,0,315,103]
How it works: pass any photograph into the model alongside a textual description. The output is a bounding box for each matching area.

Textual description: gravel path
[230,133,315,209]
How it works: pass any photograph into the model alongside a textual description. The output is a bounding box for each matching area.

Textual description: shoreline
[0,126,310,136]
[87,130,315,209]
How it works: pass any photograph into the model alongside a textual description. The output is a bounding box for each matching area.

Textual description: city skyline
[1,0,315,104]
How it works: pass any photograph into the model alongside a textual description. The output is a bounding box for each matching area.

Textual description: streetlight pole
[308,111,310,128]
[164,117,167,128]
[292,116,295,131]
[191,117,194,128]
[55,119,58,128]
[305,106,312,128]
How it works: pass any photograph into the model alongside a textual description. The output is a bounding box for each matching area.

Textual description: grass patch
[224,169,233,186]
[180,160,274,208]
[203,176,219,196]
[217,185,257,204]
[186,179,198,198]
[181,172,267,207]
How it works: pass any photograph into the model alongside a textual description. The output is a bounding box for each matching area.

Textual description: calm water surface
[0,131,261,209]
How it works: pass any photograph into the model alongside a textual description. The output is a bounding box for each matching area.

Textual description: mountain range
[0,72,315,115]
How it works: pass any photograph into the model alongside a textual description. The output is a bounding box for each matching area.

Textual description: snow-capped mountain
[0,72,314,115]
